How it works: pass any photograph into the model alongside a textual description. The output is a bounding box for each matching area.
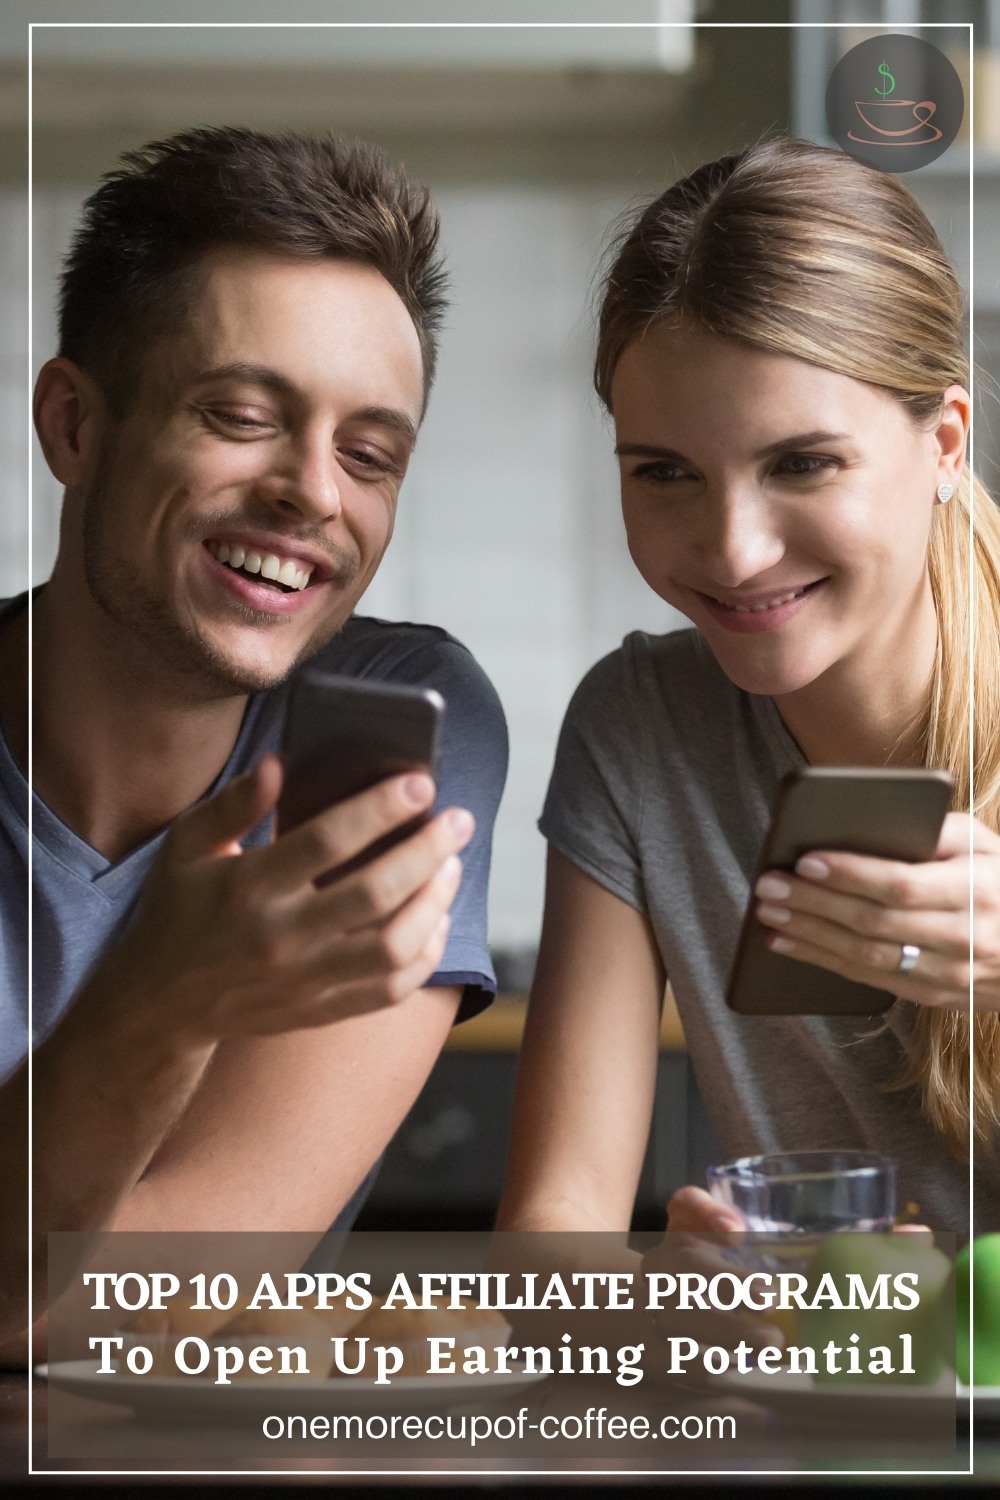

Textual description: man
[0,128,507,1351]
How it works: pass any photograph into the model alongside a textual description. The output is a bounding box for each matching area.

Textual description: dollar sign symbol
[876,59,896,98]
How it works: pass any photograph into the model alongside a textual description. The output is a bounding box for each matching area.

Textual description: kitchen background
[1,0,995,1225]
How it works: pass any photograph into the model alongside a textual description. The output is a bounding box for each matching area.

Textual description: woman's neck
[772,576,939,768]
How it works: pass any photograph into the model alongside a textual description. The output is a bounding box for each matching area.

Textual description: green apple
[796,1232,953,1385]
[956,1235,1000,1387]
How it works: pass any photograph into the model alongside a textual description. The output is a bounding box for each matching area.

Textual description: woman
[498,137,1000,1239]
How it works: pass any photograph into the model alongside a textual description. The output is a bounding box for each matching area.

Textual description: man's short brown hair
[58,126,448,414]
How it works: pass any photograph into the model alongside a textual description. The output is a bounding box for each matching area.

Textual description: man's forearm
[0,982,215,1342]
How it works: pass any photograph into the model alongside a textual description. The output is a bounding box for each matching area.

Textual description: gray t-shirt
[1,604,508,1212]
[540,627,997,1236]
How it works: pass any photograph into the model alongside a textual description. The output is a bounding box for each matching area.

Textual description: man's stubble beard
[81,454,359,699]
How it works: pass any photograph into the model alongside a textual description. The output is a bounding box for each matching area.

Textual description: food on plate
[796,1232,953,1385]
[956,1234,1000,1386]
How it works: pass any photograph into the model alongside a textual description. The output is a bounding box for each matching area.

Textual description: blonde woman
[499,138,1000,1239]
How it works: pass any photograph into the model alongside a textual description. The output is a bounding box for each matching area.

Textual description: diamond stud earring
[936,483,955,504]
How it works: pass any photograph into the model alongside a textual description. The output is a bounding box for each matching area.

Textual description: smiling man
[0,129,507,1351]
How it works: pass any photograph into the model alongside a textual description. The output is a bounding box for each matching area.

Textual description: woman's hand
[753,812,1000,1011]
[666,1185,743,1234]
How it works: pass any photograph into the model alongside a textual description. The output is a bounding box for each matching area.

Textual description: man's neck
[0,577,251,863]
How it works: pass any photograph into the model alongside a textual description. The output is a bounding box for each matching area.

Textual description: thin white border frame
[25,17,33,1490]
[967,10,977,1461]
[23,14,975,1482]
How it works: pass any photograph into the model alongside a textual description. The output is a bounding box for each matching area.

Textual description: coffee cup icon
[849,99,943,147]
[827,36,963,172]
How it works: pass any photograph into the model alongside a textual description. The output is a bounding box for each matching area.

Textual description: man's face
[79,248,425,694]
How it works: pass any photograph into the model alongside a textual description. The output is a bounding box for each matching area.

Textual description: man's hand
[91,754,475,1041]
[4,758,475,1343]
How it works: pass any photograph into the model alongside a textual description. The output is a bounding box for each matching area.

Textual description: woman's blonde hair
[595,136,1000,1155]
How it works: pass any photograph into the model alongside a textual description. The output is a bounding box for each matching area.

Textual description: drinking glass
[706,1151,899,1344]
[706,1150,897,1234]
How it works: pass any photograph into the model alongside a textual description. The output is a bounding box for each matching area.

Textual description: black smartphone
[276,671,445,883]
[726,767,954,1017]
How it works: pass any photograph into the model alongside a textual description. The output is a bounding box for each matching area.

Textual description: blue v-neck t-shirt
[0,600,508,1090]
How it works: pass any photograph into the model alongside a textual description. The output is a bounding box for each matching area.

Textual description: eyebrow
[614,431,853,462]
[193,363,418,445]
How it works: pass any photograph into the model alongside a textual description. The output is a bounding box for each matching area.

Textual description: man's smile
[200,538,337,616]
[206,539,318,593]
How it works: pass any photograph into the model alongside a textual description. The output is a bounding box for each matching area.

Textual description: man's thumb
[167,755,283,860]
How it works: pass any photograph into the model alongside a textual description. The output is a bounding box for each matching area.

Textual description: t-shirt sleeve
[388,635,508,1022]
[538,643,648,915]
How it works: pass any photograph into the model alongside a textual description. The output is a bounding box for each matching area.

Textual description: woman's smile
[693,578,829,633]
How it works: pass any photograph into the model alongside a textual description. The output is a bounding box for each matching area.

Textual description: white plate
[960,1384,1000,1422]
[713,1368,961,1428]
[46,1359,546,1424]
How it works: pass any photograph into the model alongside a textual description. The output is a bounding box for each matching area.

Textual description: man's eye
[340,447,395,476]
[205,408,271,434]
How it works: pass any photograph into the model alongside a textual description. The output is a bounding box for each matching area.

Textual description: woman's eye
[774,453,839,479]
[632,462,688,485]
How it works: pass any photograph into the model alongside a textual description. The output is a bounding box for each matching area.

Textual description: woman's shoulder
[570,626,735,720]
[564,626,786,786]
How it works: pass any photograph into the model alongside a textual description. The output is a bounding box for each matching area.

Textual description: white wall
[17,182,684,951]
[0,192,29,600]
[14,167,988,951]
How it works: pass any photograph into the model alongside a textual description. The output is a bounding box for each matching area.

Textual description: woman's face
[611,320,967,698]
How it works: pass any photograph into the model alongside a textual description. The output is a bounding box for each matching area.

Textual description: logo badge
[825,34,964,172]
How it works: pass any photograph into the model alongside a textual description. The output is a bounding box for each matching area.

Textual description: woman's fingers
[666,1185,743,1234]
[763,928,962,1007]
[784,816,1000,900]
[755,871,971,959]
[763,908,966,989]
[776,850,971,912]
[752,819,1000,1008]
[649,1200,786,1357]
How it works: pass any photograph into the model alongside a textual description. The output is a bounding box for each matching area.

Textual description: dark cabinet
[357,1050,717,1231]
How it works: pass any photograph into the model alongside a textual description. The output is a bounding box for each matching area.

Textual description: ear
[33,358,107,486]
[931,384,969,492]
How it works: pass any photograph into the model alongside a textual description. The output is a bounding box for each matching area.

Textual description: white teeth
[210,542,315,591]
[727,587,809,613]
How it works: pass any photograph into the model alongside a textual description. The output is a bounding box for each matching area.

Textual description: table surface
[3,1371,997,1490]
[444,993,686,1053]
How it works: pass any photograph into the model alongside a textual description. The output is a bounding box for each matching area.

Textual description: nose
[697,487,785,587]
[258,428,342,524]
